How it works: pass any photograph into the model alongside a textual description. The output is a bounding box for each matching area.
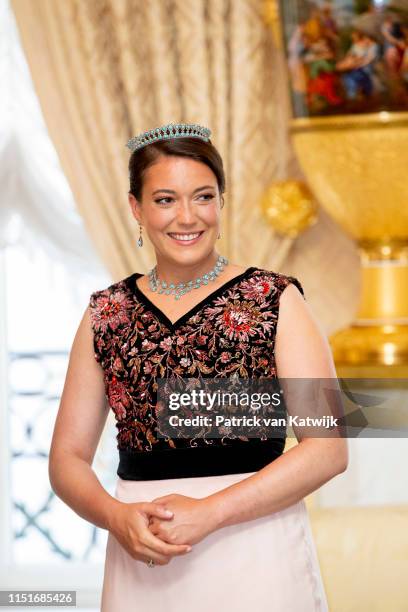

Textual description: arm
[150,283,348,543]
[381,22,401,47]
[49,307,119,531]
[49,306,192,564]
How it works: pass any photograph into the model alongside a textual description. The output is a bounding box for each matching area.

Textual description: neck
[154,252,224,283]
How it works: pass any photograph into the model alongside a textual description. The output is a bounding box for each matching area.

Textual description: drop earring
[218,197,224,238]
[137,224,143,247]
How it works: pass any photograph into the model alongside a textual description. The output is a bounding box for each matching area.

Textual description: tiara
[125,122,211,152]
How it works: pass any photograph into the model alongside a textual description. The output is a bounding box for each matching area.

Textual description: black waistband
[117,438,286,480]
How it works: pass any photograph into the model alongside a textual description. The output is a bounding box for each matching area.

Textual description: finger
[148,523,164,538]
[141,542,192,563]
[149,527,176,545]
[148,519,171,537]
[139,502,174,520]
[141,529,192,556]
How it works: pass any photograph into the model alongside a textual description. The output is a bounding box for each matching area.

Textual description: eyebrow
[151,185,215,196]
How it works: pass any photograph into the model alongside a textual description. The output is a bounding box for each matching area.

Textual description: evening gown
[88,266,329,611]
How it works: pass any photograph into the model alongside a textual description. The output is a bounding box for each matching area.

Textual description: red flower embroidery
[218,303,259,341]
[241,276,273,302]
[91,287,133,333]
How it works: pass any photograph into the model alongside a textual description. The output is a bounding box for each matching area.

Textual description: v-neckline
[127,266,257,332]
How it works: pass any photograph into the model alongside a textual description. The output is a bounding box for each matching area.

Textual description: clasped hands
[148,493,217,548]
[110,492,220,566]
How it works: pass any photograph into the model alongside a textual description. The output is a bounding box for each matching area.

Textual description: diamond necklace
[148,255,228,300]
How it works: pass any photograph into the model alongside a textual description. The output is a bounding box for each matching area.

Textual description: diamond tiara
[125,122,212,153]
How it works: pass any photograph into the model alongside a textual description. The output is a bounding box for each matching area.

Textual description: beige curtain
[11,0,359,334]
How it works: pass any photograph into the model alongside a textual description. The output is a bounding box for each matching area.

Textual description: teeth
[169,232,202,241]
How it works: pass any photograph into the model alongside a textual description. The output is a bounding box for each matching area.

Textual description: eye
[198,193,215,201]
[154,197,173,205]
[154,193,215,205]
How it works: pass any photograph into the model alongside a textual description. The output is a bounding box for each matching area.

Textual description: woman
[49,123,348,611]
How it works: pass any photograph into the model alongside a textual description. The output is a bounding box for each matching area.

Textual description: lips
[167,231,205,245]
[168,231,204,239]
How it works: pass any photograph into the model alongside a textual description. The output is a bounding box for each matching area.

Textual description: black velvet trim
[117,438,286,480]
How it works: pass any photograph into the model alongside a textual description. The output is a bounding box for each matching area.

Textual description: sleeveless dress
[89,266,329,612]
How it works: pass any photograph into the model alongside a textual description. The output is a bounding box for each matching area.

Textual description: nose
[175,200,196,225]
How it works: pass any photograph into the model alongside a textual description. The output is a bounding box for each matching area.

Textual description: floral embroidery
[206,293,275,342]
[107,375,132,421]
[240,275,275,302]
[88,268,304,452]
[91,289,133,333]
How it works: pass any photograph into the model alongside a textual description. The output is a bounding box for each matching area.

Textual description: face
[128,155,223,267]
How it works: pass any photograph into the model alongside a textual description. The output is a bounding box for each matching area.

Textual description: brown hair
[128,137,226,202]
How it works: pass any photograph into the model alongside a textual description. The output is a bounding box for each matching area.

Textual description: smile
[167,231,205,244]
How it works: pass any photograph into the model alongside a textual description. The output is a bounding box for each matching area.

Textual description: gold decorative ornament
[260,180,318,238]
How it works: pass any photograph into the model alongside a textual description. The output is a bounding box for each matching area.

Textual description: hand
[148,494,218,546]
[109,501,192,566]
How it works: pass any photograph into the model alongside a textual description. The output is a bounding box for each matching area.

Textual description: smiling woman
[49,123,346,611]
[127,130,226,283]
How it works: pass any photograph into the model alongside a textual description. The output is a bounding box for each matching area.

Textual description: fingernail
[186,546,192,552]
[164,510,173,516]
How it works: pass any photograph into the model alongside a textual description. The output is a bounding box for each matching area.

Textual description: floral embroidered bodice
[89,267,305,479]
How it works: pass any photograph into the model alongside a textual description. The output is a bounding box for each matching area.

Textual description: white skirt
[100,472,329,611]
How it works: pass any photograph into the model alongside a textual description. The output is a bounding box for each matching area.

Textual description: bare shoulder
[275,282,337,378]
